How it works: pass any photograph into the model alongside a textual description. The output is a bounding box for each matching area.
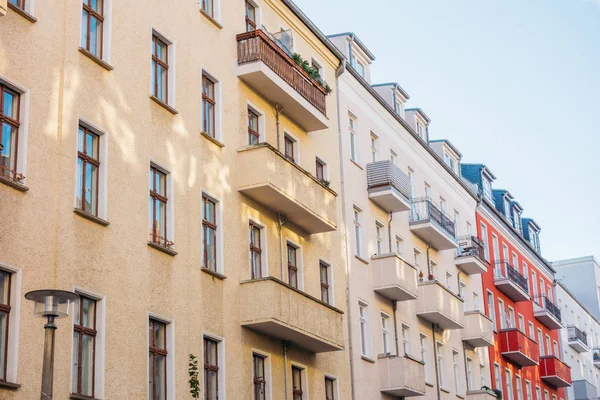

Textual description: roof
[405,108,431,123]
[327,32,376,61]
[522,217,541,231]
[372,82,410,100]
[282,1,345,62]
[462,163,497,181]
[429,139,462,158]
[553,255,600,267]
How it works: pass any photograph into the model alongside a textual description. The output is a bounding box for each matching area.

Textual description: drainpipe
[335,59,357,400]
[392,86,398,114]
[393,300,400,356]
[275,105,283,151]
[348,34,356,68]
[462,342,470,393]
[432,324,442,400]
[388,212,393,253]
[278,213,287,281]
[426,244,432,277]
[283,341,290,400]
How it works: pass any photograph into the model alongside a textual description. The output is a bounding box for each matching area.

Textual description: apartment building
[329,32,494,400]
[554,257,600,322]
[0,0,351,399]
[462,166,571,400]
[555,283,600,400]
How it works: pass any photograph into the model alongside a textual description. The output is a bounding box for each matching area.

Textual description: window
[395,236,404,256]
[253,353,266,400]
[320,261,331,304]
[535,386,541,400]
[459,282,466,305]
[202,195,217,271]
[482,177,492,200]
[370,132,378,162]
[149,166,172,248]
[248,108,260,144]
[72,295,97,398]
[494,363,501,391]
[245,0,256,32]
[81,0,104,57]
[325,377,335,400]
[76,125,100,216]
[439,196,447,214]
[316,158,326,181]
[202,75,216,137]
[522,263,529,292]
[505,369,513,400]
[0,84,23,182]
[466,357,474,391]
[375,222,384,255]
[390,150,398,166]
[446,272,452,291]
[287,243,298,289]
[531,270,538,299]
[480,363,487,387]
[204,337,219,400]
[358,302,371,357]
[512,253,519,271]
[525,381,532,400]
[151,34,169,102]
[516,375,523,400]
[0,271,11,382]
[444,153,456,173]
[453,350,461,395]
[553,341,559,357]
[402,324,410,356]
[420,333,431,382]
[249,222,262,279]
[353,206,364,258]
[149,319,167,400]
[416,122,424,138]
[487,290,496,328]
[424,182,431,198]
[413,249,421,269]
[201,0,214,18]
[349,114,358,162]
[480,223,490,261]
[381,314,390,354]
[544,390,549,400]
[528,322,535,339]
[473,292,480,311]
[498,298,506,329]
[284,134,296,163]
[518,314,525,332]
[507,306,515,328]
[545,335,552,356]
[538,329,544,356]
[311,59,323,79]
[436,342,445,388]
[8,0,24,9]
[292,366,304,400]
[356,61,366,78]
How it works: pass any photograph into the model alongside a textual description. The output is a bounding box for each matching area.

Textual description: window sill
[200,131,225,148]
[425,382,435,388]
[149,95,179,115]
[350,159,363,170]
[8,3,37,22]
[361,355,376,364]
[355,255,369,265]
[441,388,451,394]
[201,267,227,280]
[147,241,178,256]
[0,381,21,390]
[70,394,100,400]
[200,9,223,29]
[0,176,29,192]
[74,208,110,226]
[78,48,114,71]
[457,394,466,399]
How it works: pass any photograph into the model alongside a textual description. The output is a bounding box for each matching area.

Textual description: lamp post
[25,289,79,400]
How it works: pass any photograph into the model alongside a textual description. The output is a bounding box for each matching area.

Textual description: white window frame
[481,223,490,261]
[395,235,404,256]
[505,369,514,400]
[201,190,223,274]
[370,132,378,162]
[0,263,21,384]
[353,205,365,259]
[71,287,106,398]
[75,119,109,220]
[248,216,268,279]
[201,67,222,141]
[252,348,272,400]
[358,300,372,358]
[151,28,176,107]
[525,380,532,400]
[466,357,474,391]
[453,349,462,395]
[437,342,446,389]
[247,101,266,143]
[324,374,339,400]
[202,331,225,400]
[0,75,30,184]
[149,160,175,243]
[401,323,411,356]
[516,374,523,400]
[375,220,385,256]
[498,298,506,329]
[348,112,359,163]
[148,312,176,400]
[487,290,496,329]
[494,363,502,392]
[381,312,391,355]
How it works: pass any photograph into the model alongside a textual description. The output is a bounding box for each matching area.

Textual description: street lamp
[25,289,80,400]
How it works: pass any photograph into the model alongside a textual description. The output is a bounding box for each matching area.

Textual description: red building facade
[477,208,571,400]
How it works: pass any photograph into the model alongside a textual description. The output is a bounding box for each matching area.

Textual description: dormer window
[416,122,424,138]
[444,153,457,173]
[356,61,366,78]
[513,209,521,232]
[529,227,540,252]
[504,198,510,218]
[395,101,405,118]
[482,177,492,201]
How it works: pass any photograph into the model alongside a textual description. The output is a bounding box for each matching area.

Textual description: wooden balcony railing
[236,30,327,116]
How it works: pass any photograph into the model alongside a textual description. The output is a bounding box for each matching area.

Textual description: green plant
[320,179,330,187]
[188,354,200,399]
[291,52,331,95]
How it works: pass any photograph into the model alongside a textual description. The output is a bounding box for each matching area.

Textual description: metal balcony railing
[494,261,528,293]
[457,235,486,260]
[410,197,456,239]
[366,160,411,202]
[535,296,561,322]
[236,29,327,115]
[568,326,588,346]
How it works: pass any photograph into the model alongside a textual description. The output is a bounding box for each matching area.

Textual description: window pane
[205,340,217,365]
[151,60,156,97]
[0,271,10,305]
[155,354,166,400]
[72,331,79,392]
[204,226,216,270]
[157,65,167,101]
[85,163,98,215]
[148,353,154,400]
[81,334,94,396]
[1,123,17,174]
[77,127,85,153]
[206,370,218,399]
[81,297,96,329]
[154,322,166,350]
[89,16,99,56]
[0,311,7,379]
[81,10,88,49]
[3,91,17,119]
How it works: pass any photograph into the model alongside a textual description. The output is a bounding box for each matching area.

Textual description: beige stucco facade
[0,0,351,399]
[330,33,493,400]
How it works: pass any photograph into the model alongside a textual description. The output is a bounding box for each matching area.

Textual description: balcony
[573,379,597,400]
[236,30,328,132]
[416,280,464,330]
[539,355,572,388]
[498,328,539,367]
[236,143,337,234]
[455,235,489,275]
[379,355,426,397]
[466,390,501,400]
[239,277,344,353]
[593,349,600,368]
[533,296,562,330]
[493,261,530,302]
[409,197,458,251]
[568,326,589,353]
[371,254,418,302]
[462,311,494,348]
[366,161,411,213]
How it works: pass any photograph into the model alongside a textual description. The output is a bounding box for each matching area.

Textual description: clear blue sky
[295,0,600,262]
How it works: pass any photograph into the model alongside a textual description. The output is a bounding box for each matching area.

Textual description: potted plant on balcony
[428,273,435,281]
[291,52,332,95]
[419,270,424,282]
